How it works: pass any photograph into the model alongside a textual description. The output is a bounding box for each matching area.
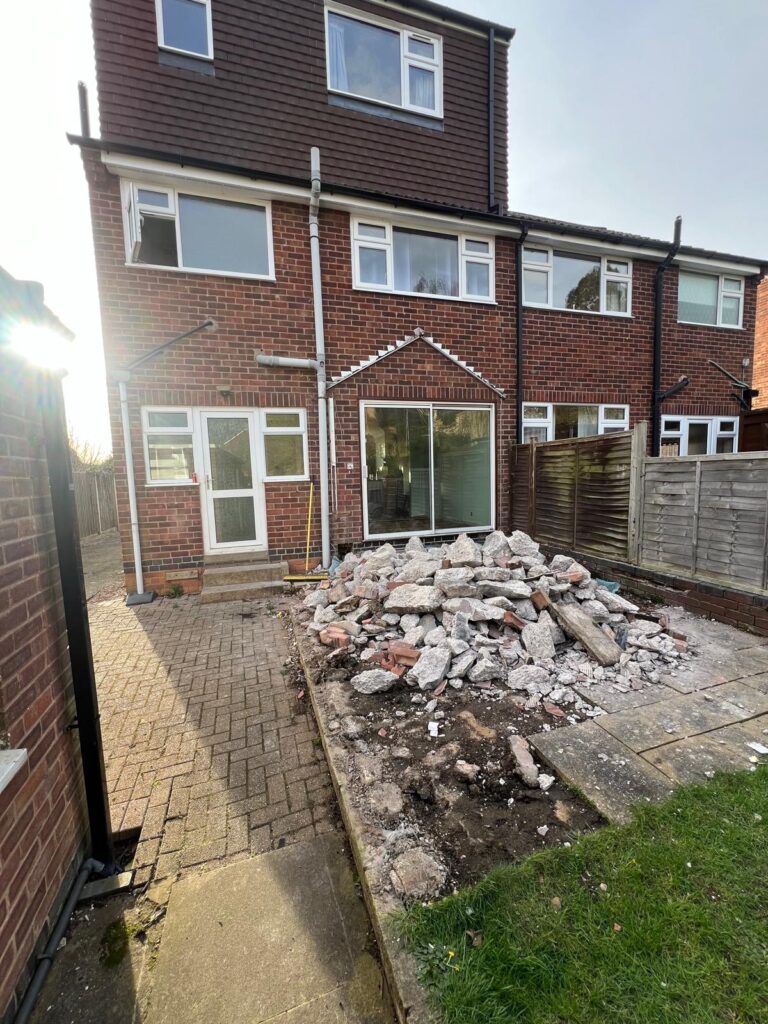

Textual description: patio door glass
[201,413,263,548]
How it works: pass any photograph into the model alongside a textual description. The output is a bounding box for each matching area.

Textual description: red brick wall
[754,277,768,408]
[0,353,87,1022]
[83,150,760,584]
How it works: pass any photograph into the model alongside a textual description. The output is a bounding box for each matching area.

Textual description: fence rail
[510,423,768,595]
[73,469,118,538]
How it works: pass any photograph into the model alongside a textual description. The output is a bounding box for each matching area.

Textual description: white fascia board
[322,191,520,237]
[524,230,667,262]
[360,0,513,42]
[674,253,761,276]
[101,152,310,204]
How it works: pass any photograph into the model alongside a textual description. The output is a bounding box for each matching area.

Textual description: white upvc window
[155,0,213,59]
[677,271,744,328]
[351,217,495,302]
[522,247,632,316]
[521,403,630,443]
[261,409,309,482]
[122,181,275,280]
[142,407,196,485]
[325,3,443,117]
[660,415,739,456]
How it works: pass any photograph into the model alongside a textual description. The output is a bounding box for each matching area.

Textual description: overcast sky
[2,0,767,452]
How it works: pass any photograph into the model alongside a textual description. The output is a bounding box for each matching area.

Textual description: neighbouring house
[75,0,767,598]
[0,271,88,1023]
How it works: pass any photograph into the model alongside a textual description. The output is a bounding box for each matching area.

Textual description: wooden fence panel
[73,470,118,538]
[509,444,531,532]
[534,444,577,548]
[574,432,633,560]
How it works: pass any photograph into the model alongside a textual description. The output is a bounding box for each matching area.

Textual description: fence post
[528,437,537,538]
[690,459,703,577]
[627,421,647,564]
[762,476,768,591]
[94,474,103,534]
[572,443,580,549]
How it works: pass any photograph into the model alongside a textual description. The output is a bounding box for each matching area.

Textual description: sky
[2,0,767,453]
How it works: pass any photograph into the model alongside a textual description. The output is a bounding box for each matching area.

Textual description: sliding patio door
[362,402,493,540]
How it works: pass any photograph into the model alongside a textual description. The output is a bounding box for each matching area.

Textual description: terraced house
[75,0,766,600]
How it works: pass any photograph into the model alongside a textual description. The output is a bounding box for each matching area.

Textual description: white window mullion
[428,406,436,533]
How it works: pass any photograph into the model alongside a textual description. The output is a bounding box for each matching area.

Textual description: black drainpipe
[516,224,529,443]
[651,215,682,456]
[488,27,496,212]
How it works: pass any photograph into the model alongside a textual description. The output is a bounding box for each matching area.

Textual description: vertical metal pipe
[651,216,682,456]
[488,27,496,212]
[309,147,331,569]
[77,81,90,138]
[516,226,529,444]
[116,377,145,595]
[39,371,114,866]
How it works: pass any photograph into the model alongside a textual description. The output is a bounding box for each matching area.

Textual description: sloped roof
[327,328,506,397]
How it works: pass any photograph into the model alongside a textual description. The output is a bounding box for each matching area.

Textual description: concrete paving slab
[663,607,768,650]
[147,834,392,1024]
[744,673,768,694]
[530,721,675,825]
[574,680,680,713]
[662,644,768,693]
[645,714,768,785]
[596,682,768,753]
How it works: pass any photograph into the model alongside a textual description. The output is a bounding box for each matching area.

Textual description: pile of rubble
[305,530,692,719]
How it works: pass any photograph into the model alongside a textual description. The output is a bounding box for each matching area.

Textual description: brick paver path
[89,596,336,885]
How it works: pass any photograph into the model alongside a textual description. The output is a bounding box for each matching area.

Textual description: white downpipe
[310,146,331,569]
[117,377,144,595]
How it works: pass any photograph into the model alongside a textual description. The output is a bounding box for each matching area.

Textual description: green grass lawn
[399,769,768,1024]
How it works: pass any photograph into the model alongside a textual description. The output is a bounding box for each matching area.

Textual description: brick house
[754,277,768,407]
[76,0,766,598]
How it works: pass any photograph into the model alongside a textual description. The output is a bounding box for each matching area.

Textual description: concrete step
[200,580,287,604]
[203,561,289,586]
[203,550,270,566]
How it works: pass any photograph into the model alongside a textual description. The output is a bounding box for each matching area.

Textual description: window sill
[159,50,215,75]
[354,285,496,305]
[145,480,198,488]
[0,749,28,797]
[523,303,632,320]
[125,262,276,283]
[364,525,492,542]
[264,476,310,484]
[677,320,743,331]
[159,43,213,62]
[328,93,443,131]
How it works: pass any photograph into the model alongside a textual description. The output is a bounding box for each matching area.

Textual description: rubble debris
[508,735,540,787]
[390,848,447,899]
[550,602,622,666]
[350,669,400,694]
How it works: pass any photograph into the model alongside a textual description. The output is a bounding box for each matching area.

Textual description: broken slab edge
[291,608,435,1024]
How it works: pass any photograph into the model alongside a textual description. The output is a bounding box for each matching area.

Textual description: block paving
[88,595,337,885]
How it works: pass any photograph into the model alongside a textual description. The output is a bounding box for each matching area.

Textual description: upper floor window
[522,247,632,316]
[677,271,743,328]
[522,403,629,443]
[156,0,213,58]
[326,4,442,117]
[123,183,274,280]
[351,218,494,302]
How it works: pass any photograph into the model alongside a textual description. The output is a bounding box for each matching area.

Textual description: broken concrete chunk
[474,566,514,582]
[405,536,427,558]
[510,598,538,622]
[454,759,481,783]
[390,848,446,900]
[368,782,405,823]
[507,530,541,558]
[507,665,551,692]
[477,579,533,601]
[403,626,426,647]
[396,559,441,583]
[581,599,610,622]
[340,715,367,739]
[593,585,639,614]
[448,650,477,678]
[400,614,420,632]
[442,597,505,622]
[521,620,557,660]
[538,608,566,645]
[434,567,477,598]
[408,647,452,690]
[384,584,443,615]
[303,589,329,609]
[482,530,513,563]
[549,553,574,572]
[446,533,483,567]
[424,626,447,646]
[508,735,539,787]
[468,653,504,683]
[350,669,400,694]
[361,543,398,570]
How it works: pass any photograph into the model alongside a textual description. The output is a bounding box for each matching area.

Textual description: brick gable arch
[328,337,510,548]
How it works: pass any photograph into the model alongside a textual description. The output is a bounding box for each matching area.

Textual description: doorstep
[292,609,434,1024]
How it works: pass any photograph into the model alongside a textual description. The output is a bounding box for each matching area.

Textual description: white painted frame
[120,179,275,281]
[677,270,744,329]
[141,406,196,486]
[521,246,633,317]
[261,408,310,482]
[155,0,214,59]
[660,414,740,456]
[359,400,496,541]
[351,216,495,303]
[325,2,443,118]
[521,402,631,443]
[197,409,268,554]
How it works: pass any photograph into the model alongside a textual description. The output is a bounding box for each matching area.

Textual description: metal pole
[38,371,114,867]
[116,377,149,601]
[310,146,331,569]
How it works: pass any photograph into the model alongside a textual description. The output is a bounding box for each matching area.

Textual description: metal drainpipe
[651,216,682,456]
[309,146,331,569]
[515,225,529,443]
[488,26,496,212]
[114,375,147,601]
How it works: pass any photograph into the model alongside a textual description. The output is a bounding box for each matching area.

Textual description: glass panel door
[201,413,264,549]
[433,408,491,530]
[364,406,431,536]
[686,421,710,456]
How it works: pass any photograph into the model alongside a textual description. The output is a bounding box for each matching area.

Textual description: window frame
[677,270,744,329]
[141,406,197,487]
[360,400,495,541]
[121,180,275,281]
[350,217,495,303]
[155,0,214,60]
[324,2,443,118]
[260,408,310,483]
[521,246,633,317]
[521,402,630,443]
[660,415,740,456]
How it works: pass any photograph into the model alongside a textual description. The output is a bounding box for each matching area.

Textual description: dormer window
[326,4,442,117]
[156,0,213,59]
